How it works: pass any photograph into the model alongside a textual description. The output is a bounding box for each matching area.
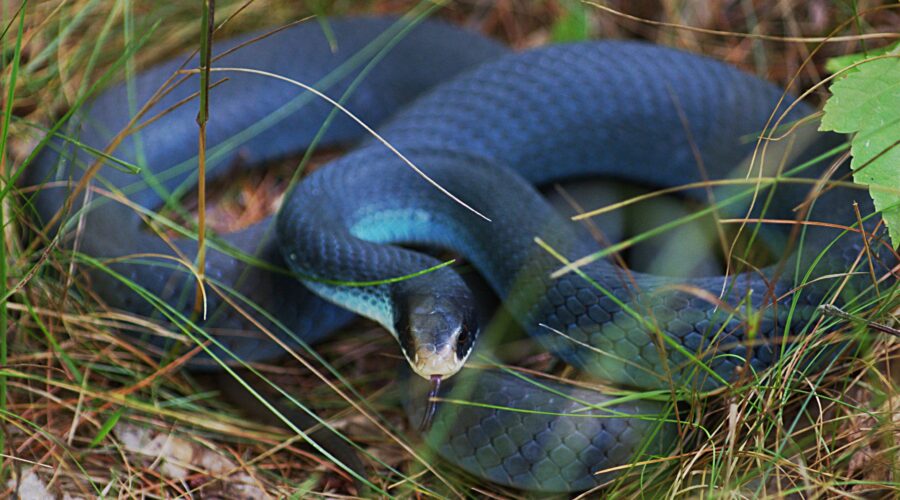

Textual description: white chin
[409,352,466,380]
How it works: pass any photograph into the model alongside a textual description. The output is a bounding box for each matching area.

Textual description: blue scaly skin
[26,16,895,492]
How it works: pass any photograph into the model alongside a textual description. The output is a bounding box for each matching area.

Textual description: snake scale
[26,16,895,492]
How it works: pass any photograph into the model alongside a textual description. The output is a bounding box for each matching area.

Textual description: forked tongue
[419,375,443,431]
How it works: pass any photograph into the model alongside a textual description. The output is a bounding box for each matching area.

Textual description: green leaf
[552,1,588,42]
[820,54,900,249]
[825,41,900,75]
[89,408,123,448]
[288,476,320,498]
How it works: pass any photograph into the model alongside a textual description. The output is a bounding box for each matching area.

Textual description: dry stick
[584,1,900,42]
[572,177,873,221]
[853,202,880,294]
[819,305,900,338]
[193,0,214,319]
[60,183,91,320]
[717,217,886,239]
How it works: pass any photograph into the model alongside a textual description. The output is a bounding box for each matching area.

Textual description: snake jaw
[408,342,466,380]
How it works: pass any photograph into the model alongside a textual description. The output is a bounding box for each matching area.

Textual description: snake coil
[26,16,894,492]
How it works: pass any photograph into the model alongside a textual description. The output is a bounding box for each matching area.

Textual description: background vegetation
[2,0,898,498]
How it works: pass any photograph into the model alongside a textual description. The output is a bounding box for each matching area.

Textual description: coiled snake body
[27,16,893,492]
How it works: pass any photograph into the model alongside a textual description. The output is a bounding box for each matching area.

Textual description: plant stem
[194,0,214,318]
[0,0,27,478]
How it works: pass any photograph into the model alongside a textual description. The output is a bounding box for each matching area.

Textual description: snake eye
[456,329,470,352]
[455,319,477,360]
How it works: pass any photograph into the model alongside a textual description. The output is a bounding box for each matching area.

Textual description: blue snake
[26,16,894,492]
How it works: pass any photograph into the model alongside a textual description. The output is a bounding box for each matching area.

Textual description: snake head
[392,289,479,380]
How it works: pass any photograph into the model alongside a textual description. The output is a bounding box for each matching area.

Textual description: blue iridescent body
[27,17,893,492]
